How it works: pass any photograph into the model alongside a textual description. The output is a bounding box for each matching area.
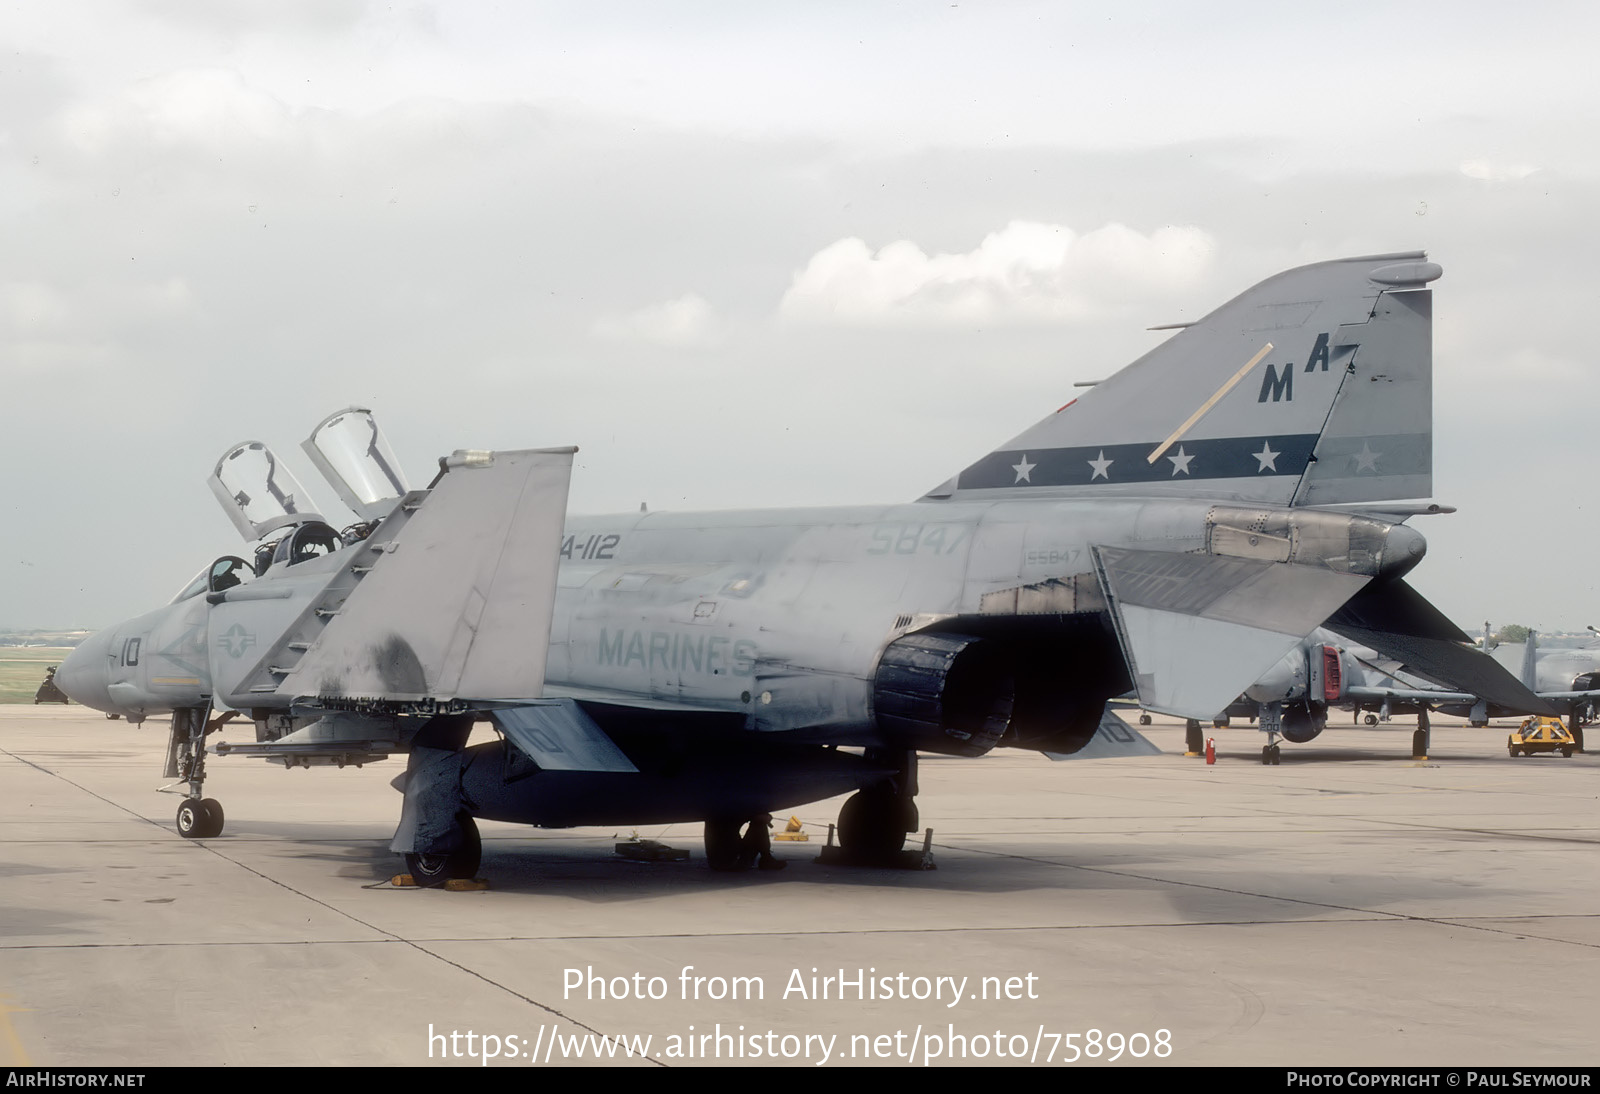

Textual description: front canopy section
[300,406,410,523]
[208,441,323,542]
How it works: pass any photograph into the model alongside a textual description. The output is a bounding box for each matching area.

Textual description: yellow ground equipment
[1507,717,1576,758]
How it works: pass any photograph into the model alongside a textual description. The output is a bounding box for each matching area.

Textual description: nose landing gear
[165,706,239,839]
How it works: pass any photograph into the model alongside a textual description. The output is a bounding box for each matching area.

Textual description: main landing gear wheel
[703,819,747,872]
[176,798,223,839]
[1138,714,1152,726]
[837,789,918,862]
[1364,714,1379,726]
[405,814,481,888]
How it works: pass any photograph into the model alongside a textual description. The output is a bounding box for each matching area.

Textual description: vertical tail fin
[926,253,1441,506]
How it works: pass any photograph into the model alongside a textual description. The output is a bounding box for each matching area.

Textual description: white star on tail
[1012,454,1036,483]
[1167,446,1194,476]
[1088,451,1113,480]
[1352,442,1381,473]
[1254,442,1279,472]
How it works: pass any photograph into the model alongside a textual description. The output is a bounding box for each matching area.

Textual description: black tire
[838,790,916,861]
[405,813,481,887]
[1138,714,1152,726]
[1365,714,1379,726]
[176,799,208,839]
[703,819,747,872]
[1562,747,1573,758]
[199,799,225,838]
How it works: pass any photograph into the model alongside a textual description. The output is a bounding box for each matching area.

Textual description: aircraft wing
[276,447,576,704]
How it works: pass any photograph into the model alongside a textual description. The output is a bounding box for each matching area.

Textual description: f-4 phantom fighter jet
[1215,624,1552,764]
[56,252,1550,883]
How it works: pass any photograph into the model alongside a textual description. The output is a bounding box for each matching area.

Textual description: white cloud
[0,282,71,333]
[57,68,294,155]
[778,221,1213,326]
[593,293,719,346]
[1459,159,1539,182]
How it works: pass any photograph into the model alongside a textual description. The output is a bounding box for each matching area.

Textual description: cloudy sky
[3,1,1598,632]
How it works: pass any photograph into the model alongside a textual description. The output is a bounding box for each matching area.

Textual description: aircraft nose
[56,631,113,712]
[1378,523,1427,578]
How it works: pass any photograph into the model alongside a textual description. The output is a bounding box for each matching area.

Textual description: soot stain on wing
[370,634,428,695]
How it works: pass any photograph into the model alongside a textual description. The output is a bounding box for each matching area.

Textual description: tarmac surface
[1,703,1597,1068]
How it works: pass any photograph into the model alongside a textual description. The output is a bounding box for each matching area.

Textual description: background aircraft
[1201,621,1594,764]
[56,252,1550,883]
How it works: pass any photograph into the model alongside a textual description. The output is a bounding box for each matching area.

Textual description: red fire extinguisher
[1205,737,1216,764]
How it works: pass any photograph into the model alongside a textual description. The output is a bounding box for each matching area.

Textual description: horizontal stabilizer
[1325,579,1558,715]
[490,700,639,773]
[1094,546,1369,720]
[280,447,574,703]
[1044,707,1164,760]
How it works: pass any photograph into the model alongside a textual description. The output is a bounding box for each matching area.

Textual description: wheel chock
[815,824,936,870]
[389,874,491,891]
[773,816,810,842]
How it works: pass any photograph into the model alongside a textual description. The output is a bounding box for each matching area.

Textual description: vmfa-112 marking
[56,253,1546,882]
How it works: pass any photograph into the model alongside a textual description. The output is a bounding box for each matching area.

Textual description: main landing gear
[405,813,482,888]
[829,748,921,866]
[1412,708,1430,760]
[838,786,919,861]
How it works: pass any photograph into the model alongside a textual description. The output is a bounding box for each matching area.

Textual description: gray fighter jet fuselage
[544,498,1420,753]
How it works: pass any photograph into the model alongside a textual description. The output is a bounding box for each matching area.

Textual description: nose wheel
[166,706,233,838]
[176,797,224,838]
